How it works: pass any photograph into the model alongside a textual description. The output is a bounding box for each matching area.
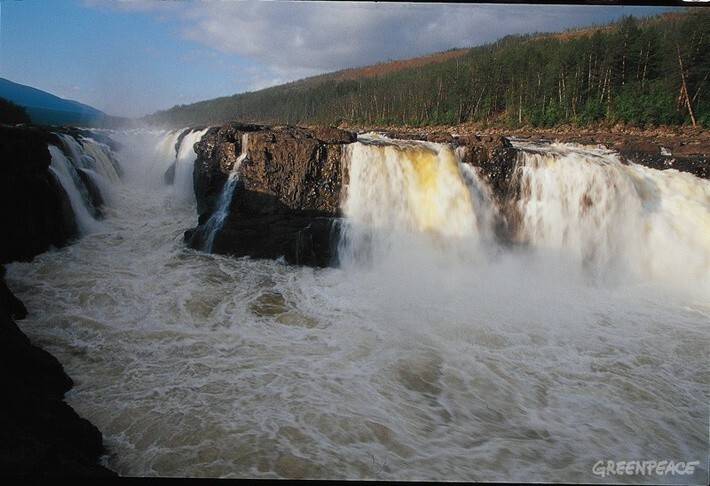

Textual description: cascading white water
[108,127,207,203]
[339,137,485,269]
[57,133,91,168]
[458,158,500,243]
[341,136,709,298]
[174,128,210,200]
[201,133,249,252]
[79,136,122,184]
[511,141,710,297]
[45,132,124,236]
[156,129,185,171]
[47,144,103,234]
[5,131,708,483]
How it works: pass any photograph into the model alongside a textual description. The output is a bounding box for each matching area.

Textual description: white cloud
[86,1,673,73]
[82,0,184,13]
[80,0,675,114]
[172,2,667,75]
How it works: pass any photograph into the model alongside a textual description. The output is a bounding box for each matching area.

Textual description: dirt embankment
[485,125,709,179]
[484,125,710,158]
[336,122,710,178]
[342,122,710,156]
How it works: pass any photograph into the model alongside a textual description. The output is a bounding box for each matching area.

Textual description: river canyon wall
[0,125,117,476]
[0,126,77,263]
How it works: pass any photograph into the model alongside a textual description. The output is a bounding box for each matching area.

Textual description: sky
[0,0,685,119]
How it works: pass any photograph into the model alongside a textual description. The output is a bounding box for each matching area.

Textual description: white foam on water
[5,132,708,482]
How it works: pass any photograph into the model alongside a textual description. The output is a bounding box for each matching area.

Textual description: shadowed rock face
[1,271,116,477]
[0,126,79,264]
[191,122,266,217]
[186,124,353,267]
[0,125,116,476]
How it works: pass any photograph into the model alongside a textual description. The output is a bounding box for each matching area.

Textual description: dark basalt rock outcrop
[185,123,352,267]
[190,122,267,216]
[615,141,708,179]
[0,125,79,263]
[0,269,115,477]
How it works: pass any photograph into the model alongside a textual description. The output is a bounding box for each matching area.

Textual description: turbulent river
[5,129,709,482]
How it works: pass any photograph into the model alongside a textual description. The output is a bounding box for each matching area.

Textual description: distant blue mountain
[0,77,107,126]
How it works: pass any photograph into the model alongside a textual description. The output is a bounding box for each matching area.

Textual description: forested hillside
[146,10,708,129]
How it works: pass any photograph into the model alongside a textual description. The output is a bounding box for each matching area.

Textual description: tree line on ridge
[146,10,708,130]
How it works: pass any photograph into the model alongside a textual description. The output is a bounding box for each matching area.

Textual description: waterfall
[156,129,185,175]
[201,172,238,252]
[47,145,103,234]
[201,133,249,252]
[458,157,500,243]
[511,141,710,293]
[78,136,122,184]
[339,136,710,297]
[143,127,210,201]
[57,133,121,183]
[41,131,127,238]
[106,127,208,203]
[339,137,485,268]
[174,128,210,199]
[344,137,476,236]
